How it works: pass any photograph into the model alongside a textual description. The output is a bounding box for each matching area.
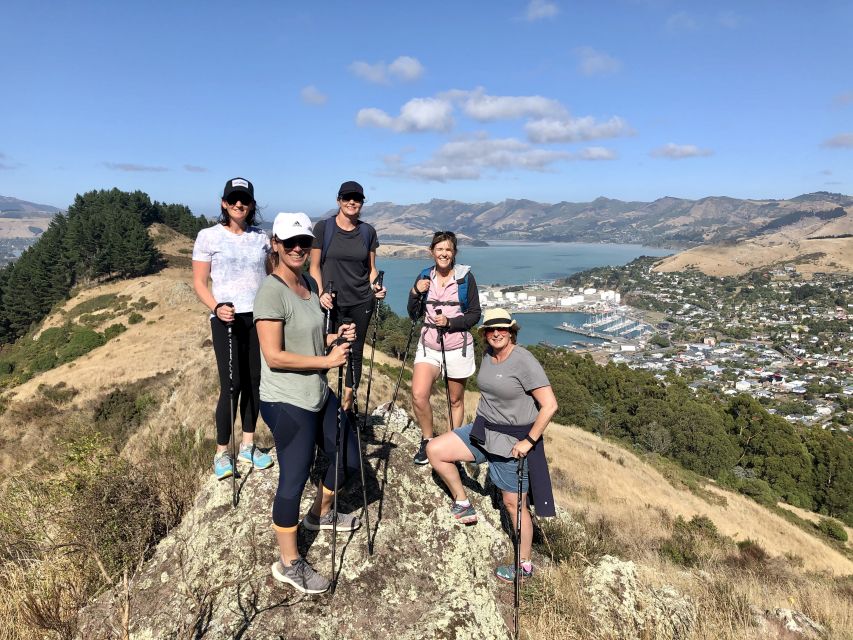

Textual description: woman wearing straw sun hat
[426,308,558,582]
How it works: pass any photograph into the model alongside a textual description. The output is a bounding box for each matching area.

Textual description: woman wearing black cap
[192,178,273,480]
[309,180,387,416]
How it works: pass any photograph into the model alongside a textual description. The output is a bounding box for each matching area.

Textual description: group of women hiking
[192,177,557,596]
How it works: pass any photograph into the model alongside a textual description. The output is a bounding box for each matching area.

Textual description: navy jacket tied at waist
[470,415,556,517]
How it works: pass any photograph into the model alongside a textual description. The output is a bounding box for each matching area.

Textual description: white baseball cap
[272,212,314,241]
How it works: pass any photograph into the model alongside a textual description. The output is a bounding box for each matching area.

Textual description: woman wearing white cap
[192,178,273,480]
[426,308,558,582]
[254,212,361,595]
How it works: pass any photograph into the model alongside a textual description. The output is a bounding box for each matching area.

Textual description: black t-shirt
[312,218,379,306]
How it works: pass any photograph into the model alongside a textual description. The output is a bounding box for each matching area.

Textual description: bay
[376,241,672,347]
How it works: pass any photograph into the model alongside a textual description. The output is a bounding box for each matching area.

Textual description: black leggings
[260,393,360,528]
[211,313,261,446]
[330,299,374,392]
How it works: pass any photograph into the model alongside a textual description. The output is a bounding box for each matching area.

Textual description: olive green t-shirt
[253,274,328,411]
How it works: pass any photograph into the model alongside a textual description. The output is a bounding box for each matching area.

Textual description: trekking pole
[331,315,353,594]
[356,271,384,555]
[388,276,428,414]
[225,303,238,508]
[323,281,334,335]
[434,309,454,431]
[514,456,526,640]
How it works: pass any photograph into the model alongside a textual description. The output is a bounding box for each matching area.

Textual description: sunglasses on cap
[280,236,313,250]
[225,192,252,205]
[432,230,456,238]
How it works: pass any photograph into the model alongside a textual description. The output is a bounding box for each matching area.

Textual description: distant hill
[0,195,61,218]
[360,192,853,248]
[654,206,853,276]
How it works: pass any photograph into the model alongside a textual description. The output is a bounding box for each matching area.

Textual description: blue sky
[1,1,851,219]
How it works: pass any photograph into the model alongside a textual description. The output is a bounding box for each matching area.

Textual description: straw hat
[477,307,518,332]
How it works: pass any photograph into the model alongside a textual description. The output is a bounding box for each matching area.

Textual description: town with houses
[478,257,852,433]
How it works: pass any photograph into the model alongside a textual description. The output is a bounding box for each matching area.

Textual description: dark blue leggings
[260,393,360,528]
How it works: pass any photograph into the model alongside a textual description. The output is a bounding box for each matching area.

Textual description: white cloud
[525,0,559,21]
[183,164,208,173]
[822,133,853,148]
[356,97,454,133]
[350,61,389,84]
[384,134,571,182]
[650,143,713,159]
[104,162,169,172]
[447,88,567,121]
[717,10,741,29]
[300,85,328,105]
[580,146,618,161]
[575,46,622,76]
[525,116,632,143]
[388,56,425,81]
[350,56,425,84]
[666,11,697,32]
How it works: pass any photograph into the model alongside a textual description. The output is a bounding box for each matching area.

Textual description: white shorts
[414,343,476,379]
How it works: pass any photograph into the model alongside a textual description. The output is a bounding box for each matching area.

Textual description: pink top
[420,270,473,352]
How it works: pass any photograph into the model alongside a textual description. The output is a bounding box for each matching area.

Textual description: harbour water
[376,241,671,347]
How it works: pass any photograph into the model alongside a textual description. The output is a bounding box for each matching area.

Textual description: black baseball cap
[222,177,254,201]
[337,180,364,198]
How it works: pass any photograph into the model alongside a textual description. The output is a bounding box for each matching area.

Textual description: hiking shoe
[213,452,233,480]
[302,509,361,532]
[413,439,430,465]
[238,443,273,470]
[495,562,533,583]
[450,502,478,525]
[271,557,330,594]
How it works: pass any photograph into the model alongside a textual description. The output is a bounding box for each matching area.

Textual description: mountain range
[360,191,853,248]
[0,195,61,218]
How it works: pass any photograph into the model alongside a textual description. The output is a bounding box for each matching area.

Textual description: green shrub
[128,312,143,325]
[0,360,13,375]
[93,387,157,448]
[37,383,78,405]
[56,327,105,363]
[67,293,126,319]
[103,323,127,341]
[817,517,848,542]
[659,514,726,567]
[31,351,58,372]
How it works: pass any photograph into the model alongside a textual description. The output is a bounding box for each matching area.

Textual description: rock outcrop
[583,555,696,640]
[77,408,519,639]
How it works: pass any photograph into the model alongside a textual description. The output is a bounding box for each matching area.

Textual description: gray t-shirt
[253,275,329,411]
[476,346,550,426]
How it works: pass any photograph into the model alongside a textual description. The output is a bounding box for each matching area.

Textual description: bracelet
[525,435,538,446]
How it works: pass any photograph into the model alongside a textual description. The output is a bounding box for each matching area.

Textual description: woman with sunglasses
[255,212,361,595]
[192,178,273,480]
[426,308,558,582]
[407,231,481,465]
[309,181,386,417]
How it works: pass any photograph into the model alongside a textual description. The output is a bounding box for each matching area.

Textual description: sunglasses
[339,194,365,203]
[483,327,510,335]
[281,236,313,250]
[225,193,252,205]
[432,230,456,238]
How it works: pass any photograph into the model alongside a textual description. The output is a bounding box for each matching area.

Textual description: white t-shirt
[192,224,270,314]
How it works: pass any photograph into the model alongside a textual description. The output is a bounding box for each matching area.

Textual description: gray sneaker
[271,557,330,594]
[302,509,361,532]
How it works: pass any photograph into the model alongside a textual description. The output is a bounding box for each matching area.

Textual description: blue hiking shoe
[495,562,533,583]
[213,452,233,480]
[238,443,273,470]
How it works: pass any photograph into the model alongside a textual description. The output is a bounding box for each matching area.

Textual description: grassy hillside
[0,232,849,638]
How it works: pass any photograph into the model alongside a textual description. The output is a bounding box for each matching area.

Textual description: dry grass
[521,422,853,639]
